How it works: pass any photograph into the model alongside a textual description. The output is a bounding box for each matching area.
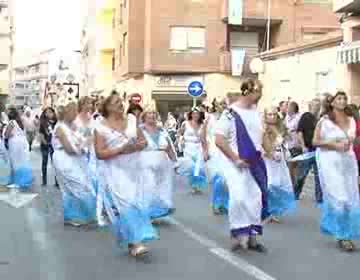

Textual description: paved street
[0,150,359,280]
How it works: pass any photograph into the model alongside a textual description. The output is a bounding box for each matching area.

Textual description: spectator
[295,98,323,203]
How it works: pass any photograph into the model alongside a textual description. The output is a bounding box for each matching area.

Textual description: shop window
[170,27,205,53]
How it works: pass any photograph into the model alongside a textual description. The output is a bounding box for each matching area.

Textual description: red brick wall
[243,0,340,46]
[113,0,340,77]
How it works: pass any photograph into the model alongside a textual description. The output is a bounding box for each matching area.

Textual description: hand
[135,138,147,150]
[234,159,249,168]
[334,141,350,152]
[203,151,209,161]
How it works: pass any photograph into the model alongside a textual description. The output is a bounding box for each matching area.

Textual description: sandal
[129,244,149,257]
[338,240,354,252]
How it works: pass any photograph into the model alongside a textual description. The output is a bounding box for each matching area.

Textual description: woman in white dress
[74,96,102,224]
[4,108,33,189]
[139,108,177,221]
[313,91,360,252]
[94,94,158,257]
[177,107,208,194]
[52,99,96,226]
[263,106,296,223]
[205,99,229,215]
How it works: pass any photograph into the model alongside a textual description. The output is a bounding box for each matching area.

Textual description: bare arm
[94,130,125,160]
[56,127,79,155]
[200,125,209,159]
[312,121,342,151]
[134,128,147,151]
[262,131,272,159]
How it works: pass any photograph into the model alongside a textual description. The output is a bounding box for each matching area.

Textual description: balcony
[0,80,8,95]
[96,25,114,51]
[221,0,282,27]
[334,0,360,13]
[0,1,8,8]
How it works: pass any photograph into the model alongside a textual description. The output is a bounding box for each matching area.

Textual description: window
[123,33,127,56]
[170,27,205,52]
[119,4,123,24]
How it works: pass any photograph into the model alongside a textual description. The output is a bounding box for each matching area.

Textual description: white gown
[52,122,96,224]
[6,120,33,189]
[264,135,296,216]
[178,121,207,189]
[96,115,158,245]
[216,105,264,237]
[139,127,175,219]
[316,116,360,240]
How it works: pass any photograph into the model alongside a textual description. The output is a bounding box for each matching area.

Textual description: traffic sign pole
[193,97,196,108]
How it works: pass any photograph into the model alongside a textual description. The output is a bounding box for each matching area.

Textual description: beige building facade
[0,0,11,101]
[258,32,347,109]
[334,0,360,104]
[112,0,339,117]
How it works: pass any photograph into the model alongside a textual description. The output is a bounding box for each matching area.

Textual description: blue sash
[231,110,269,220]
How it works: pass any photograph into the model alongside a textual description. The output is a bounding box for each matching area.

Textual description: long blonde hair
[263,106,287,156]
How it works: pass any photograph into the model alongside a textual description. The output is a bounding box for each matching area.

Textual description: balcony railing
[334,0,360,13]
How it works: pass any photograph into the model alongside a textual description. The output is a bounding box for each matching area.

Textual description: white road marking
[169,218,277,280]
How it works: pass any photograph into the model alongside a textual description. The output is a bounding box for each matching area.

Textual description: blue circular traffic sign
[188,81,204,97]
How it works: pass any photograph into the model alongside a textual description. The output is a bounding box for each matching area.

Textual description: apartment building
[112,0,339,118]
[334,0,360,100]
[81,0,115,97]
[0,0,11,102]
[12,49,82,108]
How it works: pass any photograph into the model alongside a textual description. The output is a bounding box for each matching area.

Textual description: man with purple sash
[215,79,267,253]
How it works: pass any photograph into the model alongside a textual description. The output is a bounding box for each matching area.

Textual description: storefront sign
[130,93,142,103]
[155,75,204,88]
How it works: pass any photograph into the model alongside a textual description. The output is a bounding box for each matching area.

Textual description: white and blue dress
[52,122,96,224]
[264,135,296,217]
[206,113,229,211]
[0,132,11,186]
[6,120,33,189]
[178,121,207,189]
[96,115,158,246]
[140,127,175,219]
[316,116,360,240]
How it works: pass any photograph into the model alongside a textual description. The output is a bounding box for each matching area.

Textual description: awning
[337,41,360,64]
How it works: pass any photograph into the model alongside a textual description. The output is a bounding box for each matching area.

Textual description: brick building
[112,0,339,118]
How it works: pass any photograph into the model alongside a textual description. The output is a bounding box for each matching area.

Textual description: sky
[13,0,86,61]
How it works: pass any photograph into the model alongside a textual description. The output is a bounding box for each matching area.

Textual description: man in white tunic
[215,79,268,252]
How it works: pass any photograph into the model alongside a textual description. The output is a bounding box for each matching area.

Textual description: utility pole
[266,0,271,51]
[8,0,14,104]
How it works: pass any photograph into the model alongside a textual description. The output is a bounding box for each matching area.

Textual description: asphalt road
[0,150,359,280]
